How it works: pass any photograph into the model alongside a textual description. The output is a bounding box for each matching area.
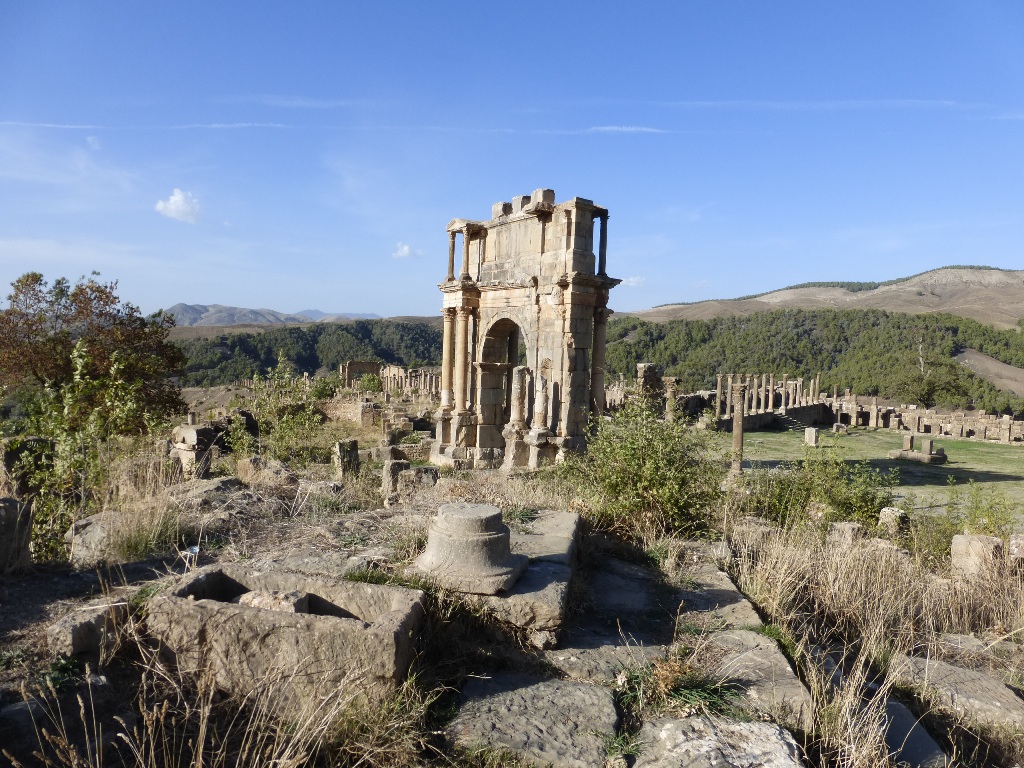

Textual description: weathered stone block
[47,601,127,659]
[65,512,118,568]
[146,565,425,713]
[635,717,803,768]
[878,506,910,536]
[951,534,1004,579]
[891,653,1024,731]
[236,456,298,489]
[447,674,617,768]
[827,522,864,548]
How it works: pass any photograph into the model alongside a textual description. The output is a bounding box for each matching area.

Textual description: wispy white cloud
[169,122,289,130]
[155,188,200,223]
[588,125,667,134]
[622,276,646,287]
[86,135,101,150]
[0,121,101,129]
[0,131,136,194]
[661,99,978,111]
[220,94,361,109]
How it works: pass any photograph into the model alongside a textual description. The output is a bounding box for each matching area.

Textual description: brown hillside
[627,268,1024,329]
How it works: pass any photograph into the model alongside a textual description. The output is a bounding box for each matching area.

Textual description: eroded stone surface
[509,510,578,566]
[634,716,804,768]
[678,564,763,631]
[883,699,950,768]
[47,601,127,659]
[65,512,117,568]
[891,654,1024,731]
[951,534,1004,579]
[465,560,570,644]
[447,673,617,768]
[710,630,814,731]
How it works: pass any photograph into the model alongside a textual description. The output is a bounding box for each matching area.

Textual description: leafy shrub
[560,397,723,541]
[17,341,167,561]
[226,364,331,466]
[733,447,898,527]
[357,373,383,393]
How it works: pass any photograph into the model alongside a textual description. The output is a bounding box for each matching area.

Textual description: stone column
[715,374,723,416]
[781,374,789,413]
[761,374,769,414]
[768,373,775,412]
[453,307,471,412]
[796,378,804,407]
[533,373,550,432]
[731,383,747,477]
[447,232,456,281]
[439,310,455,408]
[726,374,734,418]
[509,366,528,430]
[598,214,608,276]
[591,307,608,414]
[747,376,755,413]
[460,231,472,281]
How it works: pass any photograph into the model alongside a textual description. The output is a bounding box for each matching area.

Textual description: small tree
[0,272,185,426]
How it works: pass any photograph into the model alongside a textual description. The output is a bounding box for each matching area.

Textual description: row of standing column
[714,372,823,418]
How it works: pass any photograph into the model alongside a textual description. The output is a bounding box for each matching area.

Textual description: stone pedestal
[412,503,528,595]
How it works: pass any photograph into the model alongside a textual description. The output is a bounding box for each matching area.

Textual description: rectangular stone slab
[509,510,578,566]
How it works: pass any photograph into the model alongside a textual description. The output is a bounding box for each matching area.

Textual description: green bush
[560,397,724,541]
[357,373,383,393]
[226,363,330,466]
[733,447,898,527]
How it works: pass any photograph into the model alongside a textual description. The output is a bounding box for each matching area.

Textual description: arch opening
[476,318,530,450]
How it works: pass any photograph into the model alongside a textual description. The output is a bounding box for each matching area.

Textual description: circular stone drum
[411,503,528,595]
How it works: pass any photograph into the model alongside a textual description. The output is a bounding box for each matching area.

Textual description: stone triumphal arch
[431,189,620,470]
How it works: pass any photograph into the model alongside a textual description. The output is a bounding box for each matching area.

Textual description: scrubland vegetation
[2,272,1023,767]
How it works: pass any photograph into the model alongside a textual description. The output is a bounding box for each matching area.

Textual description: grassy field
[736,426,1024,509]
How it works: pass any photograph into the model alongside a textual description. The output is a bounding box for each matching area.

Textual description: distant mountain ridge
[627,267,1024,330]
[165,303,379,327]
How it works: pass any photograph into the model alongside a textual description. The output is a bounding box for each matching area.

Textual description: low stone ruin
[887,434,947,464]
[146,564,425,713]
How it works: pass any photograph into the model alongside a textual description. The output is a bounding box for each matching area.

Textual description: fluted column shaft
[440,308,455,408]
[453,308,471,412]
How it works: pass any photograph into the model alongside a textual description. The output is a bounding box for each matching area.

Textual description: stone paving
[448,540,819,767]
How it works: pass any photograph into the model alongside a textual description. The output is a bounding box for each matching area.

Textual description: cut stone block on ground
[891,654,1024,733]
[634,717,804,768]
[447,673,618,768]
[677,564,763,631]
[544,555,681,681]
[883,699,950,768]
[709,629,814,732]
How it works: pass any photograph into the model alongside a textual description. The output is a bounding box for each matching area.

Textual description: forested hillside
[606,309,1024,413]
[177,320,443,386]
[176,309,1024,413]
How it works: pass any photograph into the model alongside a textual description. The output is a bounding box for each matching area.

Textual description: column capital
[456,306,475,318]
[441,307,456,319]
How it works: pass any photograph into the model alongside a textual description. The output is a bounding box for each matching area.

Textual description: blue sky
[1,2,1022,317]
